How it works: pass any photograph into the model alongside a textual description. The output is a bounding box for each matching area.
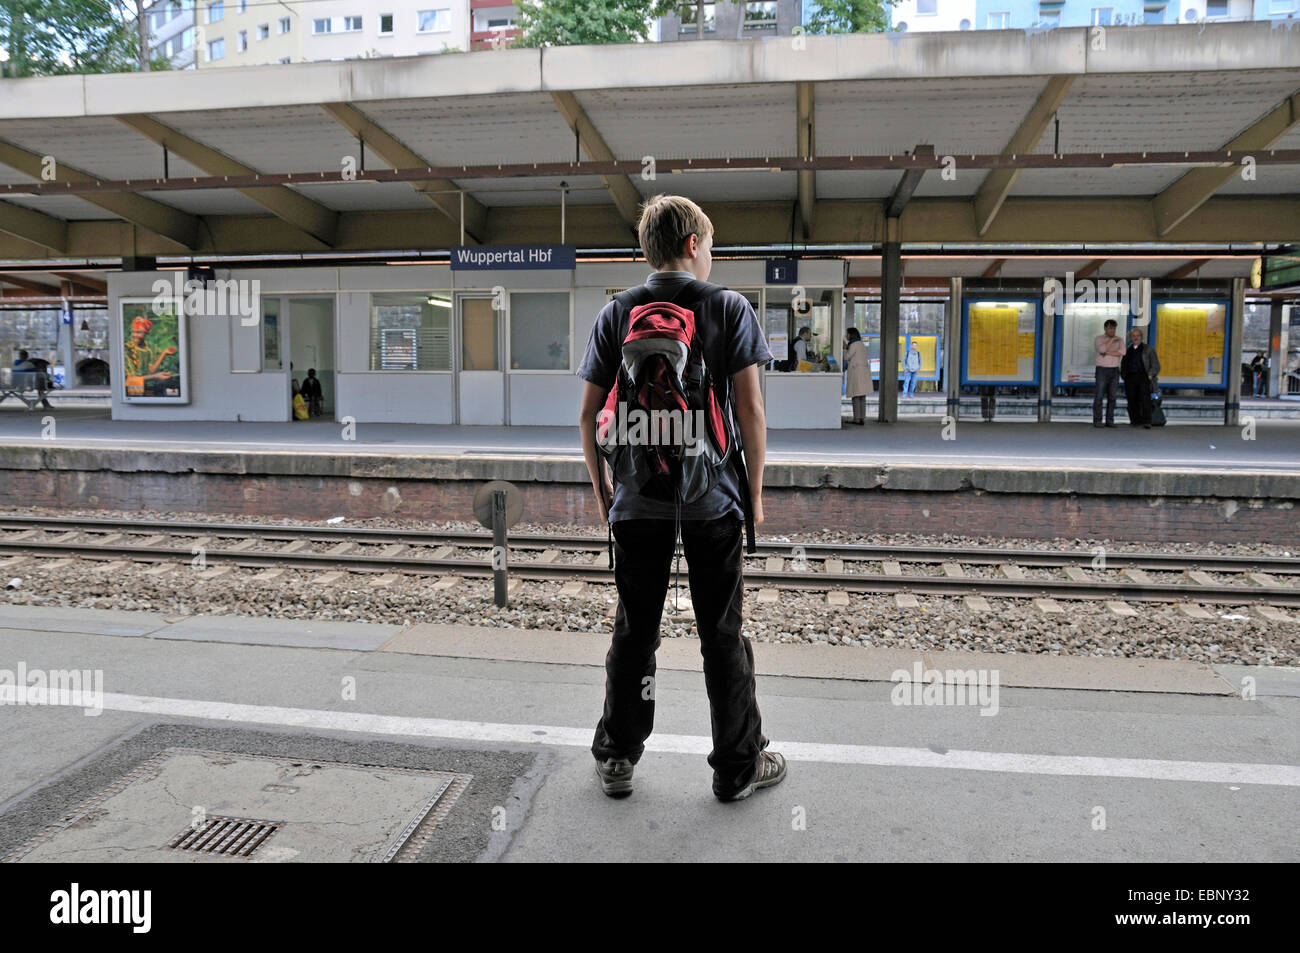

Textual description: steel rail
[1,514,1296,576]
[2,539,1296,607]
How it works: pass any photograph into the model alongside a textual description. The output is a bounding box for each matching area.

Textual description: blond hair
[637,194,713,270]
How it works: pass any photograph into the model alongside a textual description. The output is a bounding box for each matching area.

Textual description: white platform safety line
[3,688,1296,789]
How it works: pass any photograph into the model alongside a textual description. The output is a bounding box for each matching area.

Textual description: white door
[457,295,504,424]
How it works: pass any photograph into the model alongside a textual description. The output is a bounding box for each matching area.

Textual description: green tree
[1,0,145,77]
[805,0,895,34]
[514,0,679,48]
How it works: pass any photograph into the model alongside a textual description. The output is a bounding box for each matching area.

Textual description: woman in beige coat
[844,327,870,425]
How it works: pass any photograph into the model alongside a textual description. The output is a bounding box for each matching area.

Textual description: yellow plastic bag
[292,393,309,420]
[796,360,813,373]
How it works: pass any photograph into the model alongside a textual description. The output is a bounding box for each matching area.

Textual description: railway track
[1,514,1297,609]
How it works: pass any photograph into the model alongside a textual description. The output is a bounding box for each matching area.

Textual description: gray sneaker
[715,751,787,802]
[595,757,634,797]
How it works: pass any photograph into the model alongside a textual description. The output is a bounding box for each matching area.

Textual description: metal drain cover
[6,748,470,863]
[169,816,280,857]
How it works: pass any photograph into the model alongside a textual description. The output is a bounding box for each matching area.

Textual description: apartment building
[179,0,472,67]
[892,0,1295,30]
[659,1,803,39]
[143,0,198,68]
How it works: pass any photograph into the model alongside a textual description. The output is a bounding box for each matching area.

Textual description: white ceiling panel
[159,105,363,174]
[573,84,796,160]
[817,76,1047,156]
[136,188,272,216]
[0,117,205,179]
[0,194,125,220]
[1032,71,1300,154]
[1010,166,1182,197]
[360,93,580,166]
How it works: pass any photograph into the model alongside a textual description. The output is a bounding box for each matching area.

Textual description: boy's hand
[594,472,613,522]
[751,493,764,526]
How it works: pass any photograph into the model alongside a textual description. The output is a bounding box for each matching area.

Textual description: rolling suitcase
[1149,392,1167,427]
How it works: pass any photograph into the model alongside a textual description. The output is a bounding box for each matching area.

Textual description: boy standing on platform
[575,194,785,803]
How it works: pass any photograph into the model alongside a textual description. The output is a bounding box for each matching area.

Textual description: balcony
[471,26,522,49]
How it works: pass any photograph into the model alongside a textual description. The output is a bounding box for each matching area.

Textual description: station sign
[451,244,576,271]
[766,259,798,284]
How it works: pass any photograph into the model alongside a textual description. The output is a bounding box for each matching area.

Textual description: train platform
[0,605,1295,862]
[1,406,1297,546]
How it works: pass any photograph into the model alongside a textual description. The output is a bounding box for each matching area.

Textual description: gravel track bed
[1,554,1295,666]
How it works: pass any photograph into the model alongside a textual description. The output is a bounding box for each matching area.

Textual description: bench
[0,369,55,410]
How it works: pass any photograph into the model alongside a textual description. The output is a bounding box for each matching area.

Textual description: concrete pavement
[0,606,1295,862]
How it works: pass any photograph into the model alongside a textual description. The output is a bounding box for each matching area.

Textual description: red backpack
[595,279,755,553]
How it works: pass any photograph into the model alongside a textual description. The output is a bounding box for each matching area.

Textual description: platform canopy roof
[0,20,1296,265]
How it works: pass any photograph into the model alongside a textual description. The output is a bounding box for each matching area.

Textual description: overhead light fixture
[426,295,450,308]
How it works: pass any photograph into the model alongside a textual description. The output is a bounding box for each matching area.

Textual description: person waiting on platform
[902,341,922,397]
[301,368,323,417]
[291,378,309,421]
[843,327,869,425]
[979,385,996,422]
[1093,318,1124,428]
[791,326,817,371]
[1249,352,1268,398]
[11,349,52,409]
[1121,327,1161,430]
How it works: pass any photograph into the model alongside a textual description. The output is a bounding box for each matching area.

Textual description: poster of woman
[119,298,188,403]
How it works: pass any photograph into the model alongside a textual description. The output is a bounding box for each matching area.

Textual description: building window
[369,294,452,371]
[959,17,971,28]
[1037,2,1063,26]
[1142,3,1166,22]
[278,56,291,63]
[678,2,716,32]
[987,11,1010,28]
[1268,0,1297,12]
[313,18,332,33]
[237,29,247,51]
[277,16,291,33]
[744,1,777,26]
[379,13,394,34]
[257,23,269,39]
[509,293,570,370]
[238,0,246,12]
[1090,7,1112,24]
[208,37,225,60]
[916,0,938,14]
[1206,0,1228,15]
[181,27,195,48]
[343,15,362,31]
[418,9,450,32]
[207,1,223,24]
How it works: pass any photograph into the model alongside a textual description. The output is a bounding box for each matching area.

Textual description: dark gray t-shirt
[577,271,772,523]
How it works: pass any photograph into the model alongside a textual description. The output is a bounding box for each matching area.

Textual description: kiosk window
[766,288,839,372]
[509,292,570,370]
[369,293,451,371]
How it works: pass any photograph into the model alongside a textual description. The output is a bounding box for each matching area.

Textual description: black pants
[1094,366,1120,424]
[592,514,767,795]
[1123,372,1151,426]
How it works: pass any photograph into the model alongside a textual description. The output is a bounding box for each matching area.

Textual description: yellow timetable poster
[968,307,1020,377]
[910,335,939,374]
[1156,303,1227,384]
[1017,332,1036,359]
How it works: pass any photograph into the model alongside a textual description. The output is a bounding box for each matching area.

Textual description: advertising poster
[1058,303,1130,384]
[1153,301,1228,387]
[119,298,187,403]
[964,301,1037,383]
